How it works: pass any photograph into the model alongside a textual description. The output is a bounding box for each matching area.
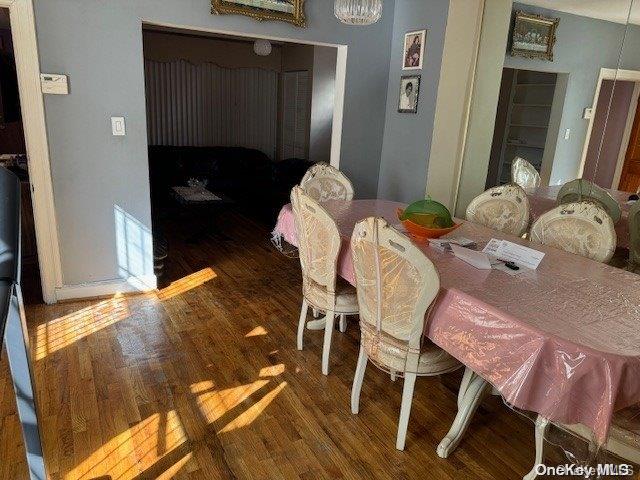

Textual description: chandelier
[253,39,272,56]
[334,0,383,25]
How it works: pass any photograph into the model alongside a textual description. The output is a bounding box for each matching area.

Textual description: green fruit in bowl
[399,197,454,228]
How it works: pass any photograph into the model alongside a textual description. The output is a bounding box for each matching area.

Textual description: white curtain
[144,59,278,159]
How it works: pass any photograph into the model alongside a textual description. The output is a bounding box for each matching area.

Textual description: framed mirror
[211,0,306,28]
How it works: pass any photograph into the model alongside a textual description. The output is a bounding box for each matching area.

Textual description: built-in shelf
[506,142,546,149]
[515,83,556,87]
[509,123,549,128]
[512,103,552,107]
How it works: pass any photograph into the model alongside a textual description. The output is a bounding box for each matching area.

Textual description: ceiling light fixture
[253,39,272,56]
[334,0,383,25]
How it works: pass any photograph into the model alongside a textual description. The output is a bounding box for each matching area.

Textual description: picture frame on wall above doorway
[510,11,559,61]
[211,0,306,28]
[403,30,426,70]
[398,75,420,114]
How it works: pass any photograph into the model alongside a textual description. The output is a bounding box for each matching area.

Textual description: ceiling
[519,0,640,25]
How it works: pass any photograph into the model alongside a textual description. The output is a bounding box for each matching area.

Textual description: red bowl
[396,208,462,240]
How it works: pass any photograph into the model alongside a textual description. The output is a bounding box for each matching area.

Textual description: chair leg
[297,299,309,351]
[339,314,347,333]
[321,309,335,375]
[396,372,417,450]
[457,366,474,409]
[351,344,368,414]
[523,416,550,480]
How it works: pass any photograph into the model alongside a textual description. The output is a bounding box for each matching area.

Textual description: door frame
[578,67,640,184]
[2,0,62,303]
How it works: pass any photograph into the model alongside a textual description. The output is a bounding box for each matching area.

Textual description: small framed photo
[510,11,559,61]
[398,75,420,114]
[403,30,426,70]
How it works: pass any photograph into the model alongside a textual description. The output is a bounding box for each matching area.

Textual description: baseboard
[55,275,157,302]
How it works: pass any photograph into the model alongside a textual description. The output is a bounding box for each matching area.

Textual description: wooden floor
[0,210,564,479]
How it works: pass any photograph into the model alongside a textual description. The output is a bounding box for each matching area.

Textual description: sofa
[147,145,314,224]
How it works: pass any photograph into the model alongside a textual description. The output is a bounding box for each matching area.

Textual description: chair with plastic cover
[628,200,640,272]
[466,184,530,236]
[290,186,358,375]
[349,217,461,450]
[300,162,354,202]
[557,179,621,224]
[511,157,541,190]
[530,201,616,263]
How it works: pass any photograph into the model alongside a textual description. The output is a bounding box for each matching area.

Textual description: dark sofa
[147,145,313,224]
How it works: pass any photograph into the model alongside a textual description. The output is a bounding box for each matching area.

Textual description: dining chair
[290,186,359,375]
[349,216,461,451]
[524,406,640,480]
[465,184,531,236]
[511,157,541,190]
[530,201,616,263]
[629,200,640,272]
[556,179,621,224]
[300,162,354,202]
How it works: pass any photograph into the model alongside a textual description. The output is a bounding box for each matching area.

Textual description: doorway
[0,8,40,303]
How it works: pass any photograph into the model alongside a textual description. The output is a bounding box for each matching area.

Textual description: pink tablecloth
[274,199,640,443]
[527,186,634,249]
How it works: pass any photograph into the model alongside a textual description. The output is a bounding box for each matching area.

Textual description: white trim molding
[55,275,157,302]
[3,0,63,303]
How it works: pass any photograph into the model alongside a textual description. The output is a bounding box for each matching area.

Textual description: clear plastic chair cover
[350,217,459,376]
[290,186,341,311]
[530,201,617,263]
[511,156,541,190]
[557,179,622,224]
[465,183,531,236]
[300,162,355,202]
[629,200,640,271]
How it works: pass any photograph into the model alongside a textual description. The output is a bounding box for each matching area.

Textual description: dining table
[273,198,640,458]
[526,185,635,249]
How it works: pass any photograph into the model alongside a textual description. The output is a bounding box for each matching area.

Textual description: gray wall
[377,0,450,203]
[33,0,395,286]
[504,4,638,185]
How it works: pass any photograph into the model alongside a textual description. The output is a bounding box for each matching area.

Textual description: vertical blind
[144,59,279,159]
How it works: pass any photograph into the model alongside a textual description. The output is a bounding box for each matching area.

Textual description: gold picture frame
[211,0,306,28]
[510,11,559,61]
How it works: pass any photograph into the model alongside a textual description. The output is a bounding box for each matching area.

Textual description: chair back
[350,217,440,371]
[466,184,530,236]
[290,186,341,305]
[629,200,640,268]
[557,179,621,224]
[511,157,541,190]
[300,162,354,202]
[530,201,616,263]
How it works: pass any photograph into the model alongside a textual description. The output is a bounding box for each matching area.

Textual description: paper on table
[429,237,477,252]
[451,244,492,270]
[482,239,545,270]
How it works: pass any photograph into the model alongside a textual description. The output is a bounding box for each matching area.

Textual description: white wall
[309,46,337,164]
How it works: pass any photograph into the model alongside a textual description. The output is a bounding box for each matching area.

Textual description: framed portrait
[211,0,306,28]
[403,30,426,70]
[510,11,559,61]
[398,75,420,114]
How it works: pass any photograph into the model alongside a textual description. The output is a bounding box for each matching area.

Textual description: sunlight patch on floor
[35,295,130,361]
[245,326,268,337]
[67,410,187,480]
[192,380,269,424]
[259,364,285,377]
[156,268,217,300]
[218,381,287,434]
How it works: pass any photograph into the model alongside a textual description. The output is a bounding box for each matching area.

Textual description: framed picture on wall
[211,0,306,28]
[510,11,559,61]
[403,30,426,70]
[398,75,420,114]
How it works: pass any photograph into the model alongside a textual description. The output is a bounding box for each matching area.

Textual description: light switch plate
[564,128,571,140]
[111,117,126,136]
